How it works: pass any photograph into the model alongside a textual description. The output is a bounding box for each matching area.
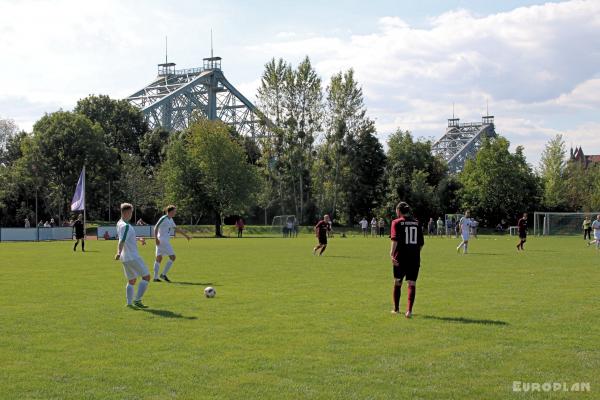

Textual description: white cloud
[245,0,600,163]
[1,0,600,164]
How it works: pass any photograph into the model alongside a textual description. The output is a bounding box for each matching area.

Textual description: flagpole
[83,166,86,238]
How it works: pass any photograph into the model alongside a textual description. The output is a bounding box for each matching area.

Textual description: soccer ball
[204,287,216,298]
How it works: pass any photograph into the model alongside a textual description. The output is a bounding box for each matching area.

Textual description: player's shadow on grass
[171,281,220,286]
[140,308,197,320]
[421,315,509,326]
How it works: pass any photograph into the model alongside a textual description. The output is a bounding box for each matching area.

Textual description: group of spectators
[425,216,479,238]
[24,217,74,228]
[359,217,386,237]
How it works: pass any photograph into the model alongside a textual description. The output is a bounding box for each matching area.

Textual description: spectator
[286,218,294,238]
[583,216,592,240]
[136,218,147,226]
[359,217,368,237]
[427,218,435,235]
[446,218,454,238]
[37,220,44,227]
[436,217,444,236]
[236,218,245,238]
[24,218,30,228]
[471,219,479,238]
[43,221,51,228]
[378,218,385,237]
[370,217,378,237]
[49,218,56,227]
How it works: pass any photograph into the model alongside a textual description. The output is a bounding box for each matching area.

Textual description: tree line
[1,56,599,232]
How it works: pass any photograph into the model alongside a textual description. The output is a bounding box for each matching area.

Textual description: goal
[271,215,298,237]
[533,212,600,236]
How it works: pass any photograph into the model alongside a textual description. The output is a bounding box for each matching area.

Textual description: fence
[0,227,73,242]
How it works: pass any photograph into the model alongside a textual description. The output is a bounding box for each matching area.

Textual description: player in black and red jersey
[516,213,528,251]
[313,214,332,256]
[389,202,424,318]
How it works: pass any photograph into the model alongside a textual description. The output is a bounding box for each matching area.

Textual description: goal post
[533,212,600,236]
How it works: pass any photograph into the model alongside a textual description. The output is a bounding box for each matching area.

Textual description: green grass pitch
[1,234,599,399]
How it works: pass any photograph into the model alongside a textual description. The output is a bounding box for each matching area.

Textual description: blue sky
[1,0,599,165]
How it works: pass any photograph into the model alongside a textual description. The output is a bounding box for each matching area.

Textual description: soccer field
[1,235,599,399]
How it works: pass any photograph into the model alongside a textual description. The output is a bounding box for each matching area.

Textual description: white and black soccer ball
[204,286,216,298]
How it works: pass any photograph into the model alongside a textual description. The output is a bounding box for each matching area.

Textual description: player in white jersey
[153,205,191,282]
[115,203,150,309]
[456,210,473,254]
[587,214,600,250]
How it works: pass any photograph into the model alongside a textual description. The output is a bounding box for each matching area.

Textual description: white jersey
[360,220,368,229]
[155,215,176,242]
[460,217,472,235]
[592,220,600,239]
[117,219,139,262]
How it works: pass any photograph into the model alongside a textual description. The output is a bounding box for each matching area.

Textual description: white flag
[71,167,85,211]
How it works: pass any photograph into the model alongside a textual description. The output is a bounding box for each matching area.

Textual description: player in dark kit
[516,213,528,251]
[390,202,424,318]
[313,214,332,256]
[72,214,85,252]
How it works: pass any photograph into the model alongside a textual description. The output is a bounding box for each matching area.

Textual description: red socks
[393,285,401,312]
[407,285,416,312]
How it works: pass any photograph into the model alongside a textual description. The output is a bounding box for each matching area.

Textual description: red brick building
[570,146,600,168]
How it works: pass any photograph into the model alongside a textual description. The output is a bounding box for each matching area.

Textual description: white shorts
[594,231,600,240]
[122,257,149,280]
[462,232,470,241]
[156,240,175,257]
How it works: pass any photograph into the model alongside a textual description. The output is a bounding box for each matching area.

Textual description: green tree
[75,95,149,156]
[161,119,262,236]
[30,111,118,221]
[316,68,375,222]
[160,134,208,224]
[118,153,160,222]
[343,121,386,223]
[139,127,171,171]
[539,134,567,210]
[382,130,447,221]
[281,56,323,223]
[459,137,540,224]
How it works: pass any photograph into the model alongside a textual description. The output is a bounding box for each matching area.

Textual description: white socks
[153,261,160,279]
[162,260,174,276]
[126,284,134,305]
[136,280,148,301]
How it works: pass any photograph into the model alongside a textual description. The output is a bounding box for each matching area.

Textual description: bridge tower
[126,56,270,138]
[431,115,497,173]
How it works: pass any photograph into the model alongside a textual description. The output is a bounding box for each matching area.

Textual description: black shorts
[318,235,328,245]
[75,233,85,240]
[519,232,527,239]
[393,263,420,282]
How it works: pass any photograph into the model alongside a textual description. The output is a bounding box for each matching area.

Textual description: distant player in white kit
[588,214,600,250]
[456,210,473,254]
[153,205,191,282]
[115,203,151,309]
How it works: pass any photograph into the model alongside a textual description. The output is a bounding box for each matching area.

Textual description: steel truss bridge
[431,115,497,173]
[126,57,269,138]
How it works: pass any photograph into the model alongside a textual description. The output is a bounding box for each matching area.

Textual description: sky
[1,0,599,165]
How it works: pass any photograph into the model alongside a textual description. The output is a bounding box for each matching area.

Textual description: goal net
[533,212,600,236]
[271,215,298,237]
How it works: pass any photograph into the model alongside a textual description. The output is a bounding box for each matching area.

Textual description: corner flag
[71,167,85,211]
